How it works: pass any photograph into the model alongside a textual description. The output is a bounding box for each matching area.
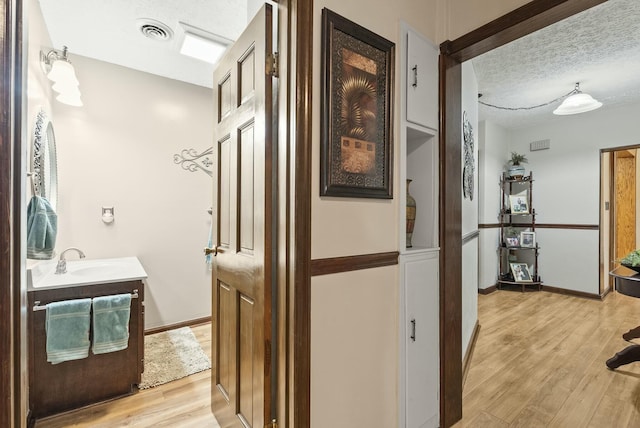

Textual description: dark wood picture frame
[320,8,394,198]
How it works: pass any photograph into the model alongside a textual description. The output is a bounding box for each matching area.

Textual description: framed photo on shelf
[509,195,529,214]
[320,8,395,198]
[506,237,519,247]
[510,262,533,282]
[520,231,536,247]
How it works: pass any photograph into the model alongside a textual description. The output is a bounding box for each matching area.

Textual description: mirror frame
[31,109,58,209]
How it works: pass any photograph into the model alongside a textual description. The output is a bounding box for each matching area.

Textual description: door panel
[211,4,273,427]
[614,150,636,262]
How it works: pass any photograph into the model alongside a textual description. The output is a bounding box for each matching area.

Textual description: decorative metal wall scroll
[463,111,475,201]
[173,147,213,177]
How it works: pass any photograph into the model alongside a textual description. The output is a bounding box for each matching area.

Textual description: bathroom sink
[28,256,148,289]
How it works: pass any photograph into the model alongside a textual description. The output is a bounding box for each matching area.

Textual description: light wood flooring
[455,290,640,428]
[35,323,220,428]
[35,291,640,427]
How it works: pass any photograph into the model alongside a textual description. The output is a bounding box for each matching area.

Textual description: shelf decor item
[320,8,395,198]
[507,151,528,178]
[520,231,535,248]
[406,179,416,248]
[509,194,529,214]
[510,262,533,282]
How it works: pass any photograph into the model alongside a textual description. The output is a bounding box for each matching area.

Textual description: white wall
[478,120,509,289]
[507,101,640,294]
[52,55,213,329]
[461,61,479,357]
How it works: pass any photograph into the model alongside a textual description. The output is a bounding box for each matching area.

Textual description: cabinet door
[406,30,438,130]
[405,254,439,428]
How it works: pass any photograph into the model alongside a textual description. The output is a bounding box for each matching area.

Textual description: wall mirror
[31,110,58,209]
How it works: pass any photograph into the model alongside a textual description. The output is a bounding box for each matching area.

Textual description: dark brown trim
[439,51,463,428]
[440,1,603,426]
[601,144,640,153]
[293,0,312,426]
[478,285,498,295]
[13,0,24,424]
[479,223,499,229]
[479,223,599,230]
[310,252,399,276]
[144,316,212,336]
[532,223,599,230]
[441,0,607,62]
[1,0,23,425]
[462,321,480,387]
[542,285,602,300]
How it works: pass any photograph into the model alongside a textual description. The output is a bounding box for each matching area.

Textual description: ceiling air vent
[137,19,173,42]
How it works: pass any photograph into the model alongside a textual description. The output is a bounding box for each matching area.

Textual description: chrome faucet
[55,247,86,274]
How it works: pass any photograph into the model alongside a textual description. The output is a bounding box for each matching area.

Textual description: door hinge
[267,52,279,78]
[267,419,277,428]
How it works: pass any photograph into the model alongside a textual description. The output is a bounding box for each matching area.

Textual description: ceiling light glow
[180,32,227,64]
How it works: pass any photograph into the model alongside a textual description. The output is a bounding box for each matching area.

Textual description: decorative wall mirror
[31,110,58,209]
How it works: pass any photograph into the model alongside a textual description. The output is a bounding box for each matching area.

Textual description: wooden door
[614,150,636,262]
[210,4,274,427]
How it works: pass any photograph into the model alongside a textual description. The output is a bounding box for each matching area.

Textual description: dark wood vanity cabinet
[28,280,144,420]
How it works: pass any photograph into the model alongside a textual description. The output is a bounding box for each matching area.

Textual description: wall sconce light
[40,46,83,107]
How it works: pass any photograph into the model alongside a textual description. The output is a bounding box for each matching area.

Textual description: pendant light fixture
[552,82,602,115]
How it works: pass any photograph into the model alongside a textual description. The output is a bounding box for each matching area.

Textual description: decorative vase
[406,179,416,248]
[508,164,525,179]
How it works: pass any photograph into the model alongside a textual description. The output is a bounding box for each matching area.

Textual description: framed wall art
[320,8,395,198]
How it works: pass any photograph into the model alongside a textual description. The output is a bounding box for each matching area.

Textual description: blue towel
[46,298,91,364]
[26,195,58,260]
[92,294,132,354]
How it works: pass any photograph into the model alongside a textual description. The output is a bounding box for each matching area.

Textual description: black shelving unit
[497,171,542,292]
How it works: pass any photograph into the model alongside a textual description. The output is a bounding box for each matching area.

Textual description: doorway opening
[600,146,640,295]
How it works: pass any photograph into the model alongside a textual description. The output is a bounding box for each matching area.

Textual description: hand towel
[92,293,132,354]
[46,298,92,364]
[26,195,58,260]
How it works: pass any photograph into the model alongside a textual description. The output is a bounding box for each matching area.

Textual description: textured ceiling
[39,0,249,88]
[472,0,640,130]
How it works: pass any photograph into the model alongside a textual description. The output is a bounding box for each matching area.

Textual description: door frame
[438,0,606,426]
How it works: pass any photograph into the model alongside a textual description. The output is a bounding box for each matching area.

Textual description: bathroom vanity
[27,257,146,420]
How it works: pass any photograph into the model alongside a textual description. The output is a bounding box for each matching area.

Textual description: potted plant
[620,249,640,273]
[507,151,528,178]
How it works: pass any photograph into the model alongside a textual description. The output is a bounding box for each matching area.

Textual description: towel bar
[32,289,139,312]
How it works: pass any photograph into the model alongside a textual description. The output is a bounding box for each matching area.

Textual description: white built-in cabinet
[398,23,440,428]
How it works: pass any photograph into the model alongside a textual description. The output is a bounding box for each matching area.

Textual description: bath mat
[138,326,211,389]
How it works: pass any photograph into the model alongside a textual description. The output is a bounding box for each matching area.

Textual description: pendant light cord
[478,85,579,111]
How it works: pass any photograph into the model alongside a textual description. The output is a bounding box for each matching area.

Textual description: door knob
[204,247,225,256]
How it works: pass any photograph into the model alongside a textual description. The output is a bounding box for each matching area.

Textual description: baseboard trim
[478,285,497,295]
[144,316,212,335]
[462,321,481,388]
[542,285,602,300]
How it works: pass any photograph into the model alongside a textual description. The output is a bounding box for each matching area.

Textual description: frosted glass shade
[553,93,602,115]
[47,59,79,84]
[56,90,83,107]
